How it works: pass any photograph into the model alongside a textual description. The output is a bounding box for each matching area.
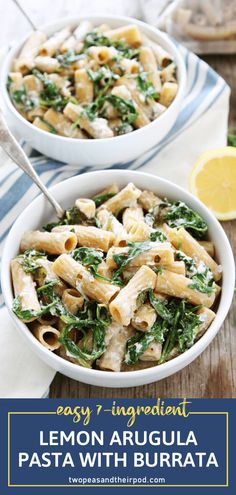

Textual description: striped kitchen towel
[0,43,230,397]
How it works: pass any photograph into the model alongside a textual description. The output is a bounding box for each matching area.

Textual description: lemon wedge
[189,146,236,220]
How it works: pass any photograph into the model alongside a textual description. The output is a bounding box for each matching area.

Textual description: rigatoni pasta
[11,182,222,371]
[8,20,178,139]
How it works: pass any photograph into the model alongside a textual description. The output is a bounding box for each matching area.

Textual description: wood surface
[47,55,236,399]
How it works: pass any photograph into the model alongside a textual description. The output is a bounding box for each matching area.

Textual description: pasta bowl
[1,170,235,387]
[1,15,186,167]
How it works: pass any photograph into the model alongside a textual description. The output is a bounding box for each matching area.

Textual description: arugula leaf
[43,205,95,231]
[124,331,156,364]
[11,88,37,112]
[136,289,149,307]
[112,241,153,281]
[37,116,57,134]
[57,50,82,67]
[72,247,103,267]
[87,66,119,98]
[12,297,40,321]
[43,221,65,232]
[33,68,74,111]
[83,31,136,53]
[80,93,138,124]
[188,268,214,295]
[59,300,110,364]
[159,299,202,363]
[124,318,167,364]
[228,128,236,147]
[93,192,116,207]
[176,251,215,295]
[17,249,46,273]
[177,308,201,352]
[154,199,208,239]
[158,299,183,363]
[118,46,140,59]
[32,69,58,95]
[12,294,57,322]
[7,75,13,90]
[83,94,106,121]
[149,290,172,321]
[66,206,86,224]
[39,95,68,112]
[84,31,112,49]
[13,279,110,370]
[150,230,167,242]
[136,72,159,101]
[72,247,123,286]
[124,293,203,366]
[175,250,196,275]
[106,94,138,124]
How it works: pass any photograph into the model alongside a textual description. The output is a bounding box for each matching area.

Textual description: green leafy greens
[106,94,138,124]
[176,251,215,295]
[83,31,139,59]
[87,66,119,98]
[17,249,46,273]
[227,128,236,147]
[125,291,202,364]
[154,199,208,239]
[112,241,153,282]
[13,278,110,366]
[136,72,159,101]
[33,69,77,111]
[11,88,37,112]
[93,192,116,207]
[149,230,167,242]
[57,50,83,67]
[124,318,167,365]
[59,300,110,366]
[43,205,95,232]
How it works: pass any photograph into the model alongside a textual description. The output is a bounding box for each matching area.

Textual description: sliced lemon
[189,146,236,220]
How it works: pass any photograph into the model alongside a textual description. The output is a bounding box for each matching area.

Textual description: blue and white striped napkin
[0,44,230,397]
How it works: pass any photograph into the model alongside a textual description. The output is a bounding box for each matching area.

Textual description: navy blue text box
[0,398,235,495]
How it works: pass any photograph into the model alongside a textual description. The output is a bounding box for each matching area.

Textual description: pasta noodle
[32,323,61,351]
[163,224,222,281]
[132,303,157,332]
[62,288,84,314]
[11,259,40,321]
[53,254,120,304]
[97,325,135,371]
[20,230,77,254]
[106,242,174,269]
[52,225,114,251]
[109,266,156,325]
[155,270,216,308]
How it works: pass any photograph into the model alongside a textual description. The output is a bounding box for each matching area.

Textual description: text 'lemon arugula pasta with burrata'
[11,183,222,372]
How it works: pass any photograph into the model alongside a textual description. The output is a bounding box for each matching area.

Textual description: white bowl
[1,170,235,387]
[1,15,186,167]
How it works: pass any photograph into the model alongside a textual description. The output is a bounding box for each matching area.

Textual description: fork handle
[0,112,65,218]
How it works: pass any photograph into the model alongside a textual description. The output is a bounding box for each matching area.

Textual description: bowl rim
[1,169,235,384]
[1,14,186,145]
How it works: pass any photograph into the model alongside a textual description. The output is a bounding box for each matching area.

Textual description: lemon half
[189,146,236,221]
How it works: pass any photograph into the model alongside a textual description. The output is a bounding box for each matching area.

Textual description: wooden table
[50,54,236,399]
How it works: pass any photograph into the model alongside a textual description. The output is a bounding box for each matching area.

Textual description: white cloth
[0,308,55,397]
